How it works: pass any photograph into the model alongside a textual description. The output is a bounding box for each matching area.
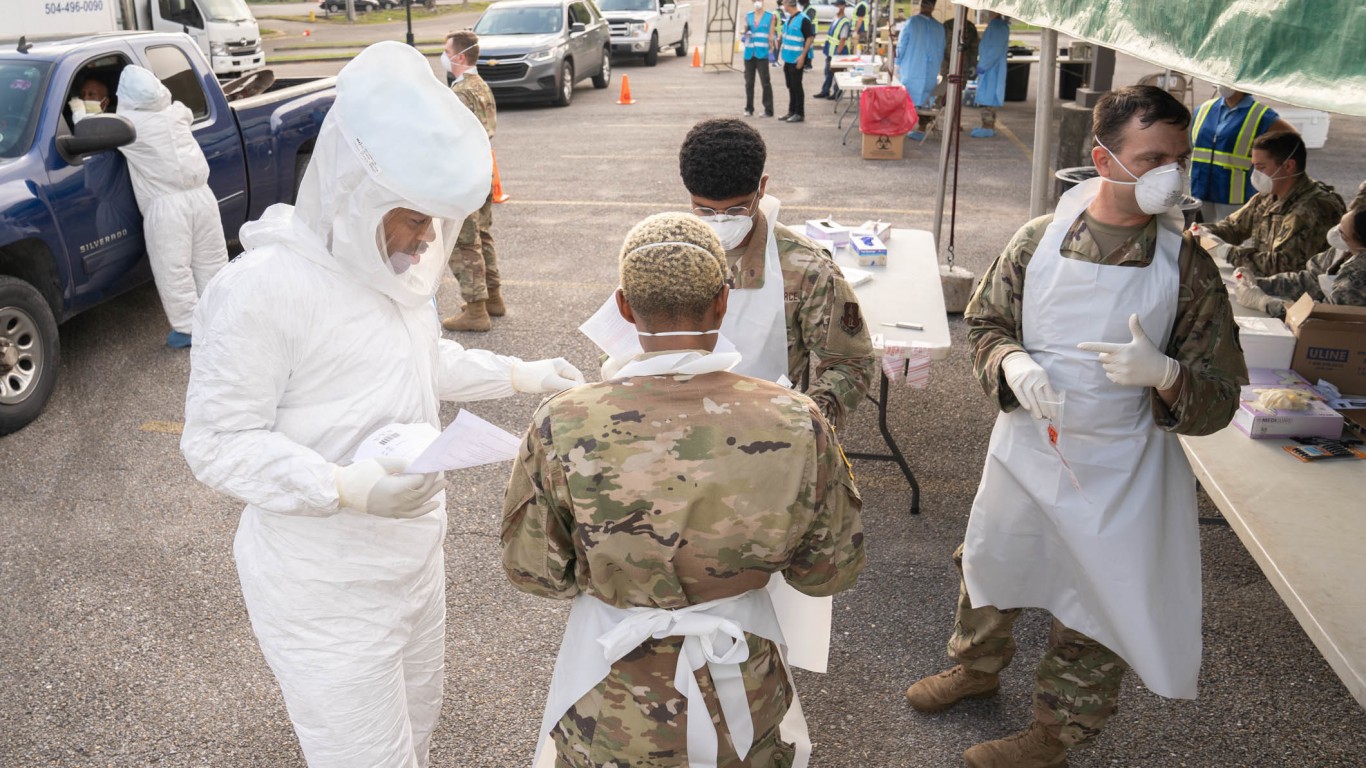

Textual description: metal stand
[703,0,740,72]
[845,366,921,513]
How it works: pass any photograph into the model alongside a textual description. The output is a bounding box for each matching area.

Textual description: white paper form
[354,411,521,474]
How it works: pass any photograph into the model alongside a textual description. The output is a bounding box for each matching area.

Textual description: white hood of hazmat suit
[180,42,508,768]
[114,64,227,334]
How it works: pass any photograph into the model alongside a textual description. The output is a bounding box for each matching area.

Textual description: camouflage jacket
[1351,180,1366,213]
[726,213,876,431]
[451,72,497,139]
[966,213,1248,436]
[940,16,979,77]
[501,359,865,767]
[1206,175,1345,276]
[1257,248,1366,320]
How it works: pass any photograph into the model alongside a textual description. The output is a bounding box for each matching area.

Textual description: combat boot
[442,301,492,332]
[904,666,999,713]
[963,721,1067,768]
[485,287,506,317]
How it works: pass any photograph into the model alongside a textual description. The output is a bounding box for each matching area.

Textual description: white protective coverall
[115,65,228,335]
[181,42,566,768]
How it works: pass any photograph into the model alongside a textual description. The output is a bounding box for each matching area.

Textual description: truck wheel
[675,25,689,56]
[552,61,574,106]
[0,277,60,436]
[592,50,612,89]
[644,34,659,66]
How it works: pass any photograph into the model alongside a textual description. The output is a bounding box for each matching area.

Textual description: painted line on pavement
[995,119,1032,162]
[139,420,184,434]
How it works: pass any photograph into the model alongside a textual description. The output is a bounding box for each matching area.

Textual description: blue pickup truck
[0,32,335,434]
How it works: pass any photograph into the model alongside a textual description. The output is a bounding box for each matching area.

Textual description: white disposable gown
[116,65,228,335]
[181,42,507,768]
[895,14,945,110]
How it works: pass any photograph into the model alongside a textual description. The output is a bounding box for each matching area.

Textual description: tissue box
[851,233,888,266]
[806,219,850,247]
[1235,315,1296,370]
[854,220,892,241]
[1233,368,1343,439]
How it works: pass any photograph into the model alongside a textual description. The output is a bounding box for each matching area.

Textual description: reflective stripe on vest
[825,16,851,55]
[1191,98,1270,206]
[781,13,807,63]
[746,11,773,59]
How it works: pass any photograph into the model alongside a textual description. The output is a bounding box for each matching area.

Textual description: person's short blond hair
[620,213,729,324]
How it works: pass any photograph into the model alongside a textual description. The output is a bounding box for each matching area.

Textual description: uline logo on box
[1306,346,1349,363]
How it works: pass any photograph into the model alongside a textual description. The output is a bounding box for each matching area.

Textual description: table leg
[845,369,921,513]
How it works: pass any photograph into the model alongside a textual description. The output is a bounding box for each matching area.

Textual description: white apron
[721,194,791,382]
[531,351,824,768]
[961,177,1202,700]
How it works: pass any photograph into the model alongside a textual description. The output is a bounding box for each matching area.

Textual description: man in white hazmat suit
[903,86,1246,767]
[180,42,584,768]
[115,65,229,348]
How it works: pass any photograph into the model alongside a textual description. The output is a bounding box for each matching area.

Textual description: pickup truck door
[42,51,148,308]
[130,41,250,242]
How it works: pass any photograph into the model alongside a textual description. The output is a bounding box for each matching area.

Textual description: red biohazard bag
[859,85,918,136]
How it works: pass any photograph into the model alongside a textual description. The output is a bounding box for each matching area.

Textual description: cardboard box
[1235,315,1296,370]
[851,233,887,266]
[805,219,850,247]
[1284,295,1366,394]
[1234,369,1342,439]
[854,220,892,241]
[862,132,905,161]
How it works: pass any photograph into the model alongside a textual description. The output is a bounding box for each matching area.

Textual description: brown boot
[905,666,999,713]
[963,721,1067,768]
[442,300,491,332]
[485,287,506,317]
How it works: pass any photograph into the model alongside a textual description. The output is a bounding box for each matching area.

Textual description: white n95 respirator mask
[702,215,754,250]
[1327,225,1352,254]
[1095,137,1188,215]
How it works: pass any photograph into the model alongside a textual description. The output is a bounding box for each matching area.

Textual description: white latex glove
[1233,281,1276,314]
[335,456,445,519]
[1077,314,1180,390]
[68,97,87,122]
[512,357,586,393]
[1001,350,1060,421]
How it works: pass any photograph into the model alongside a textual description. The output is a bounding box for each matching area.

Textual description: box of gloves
[850,233,888,266]
[1232,368,1343,440]
[806,219,850,248]
[853,220,892,242]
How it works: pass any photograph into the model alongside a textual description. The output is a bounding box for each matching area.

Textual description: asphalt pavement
[3,5,1366,766]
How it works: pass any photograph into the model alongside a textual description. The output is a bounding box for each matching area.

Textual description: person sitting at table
[664,117,876,430]
[1195,131,1346,277]
[1233,209,1366,319]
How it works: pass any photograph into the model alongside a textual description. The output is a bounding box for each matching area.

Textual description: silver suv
[473,0,613,107]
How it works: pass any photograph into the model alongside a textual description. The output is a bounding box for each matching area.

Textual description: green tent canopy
[956,0,1366,115]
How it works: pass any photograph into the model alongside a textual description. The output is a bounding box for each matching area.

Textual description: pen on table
[882,321,924,331]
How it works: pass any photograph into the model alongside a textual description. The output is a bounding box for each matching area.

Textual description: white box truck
[17,0,265,77]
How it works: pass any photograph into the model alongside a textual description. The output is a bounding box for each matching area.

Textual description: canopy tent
[954,0,1366,116]
[929,0,1366,255]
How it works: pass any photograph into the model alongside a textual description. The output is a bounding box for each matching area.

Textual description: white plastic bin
[1277,107,1331,149]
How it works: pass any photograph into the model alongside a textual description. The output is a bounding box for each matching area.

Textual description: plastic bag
[860,85,918,136]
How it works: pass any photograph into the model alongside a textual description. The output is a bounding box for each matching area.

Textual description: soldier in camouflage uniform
[1234,209,1366,319]
[441,30,505,333]
[502,212,865,768]
[1201,131,1346,277]
[678,119,875,431]
[905,87,1247,768]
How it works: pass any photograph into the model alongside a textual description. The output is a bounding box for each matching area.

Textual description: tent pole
[932,3,967,257]
[1029,27,1058,218]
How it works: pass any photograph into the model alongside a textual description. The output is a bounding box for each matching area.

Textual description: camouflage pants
[948,543,1129,747]
[449,193,499,303]
[979,106,997,128]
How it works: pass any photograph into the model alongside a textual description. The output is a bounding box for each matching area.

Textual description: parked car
[320,0,385,12]
[0,32,334,434]
[598,0,689,67]
[472,0,612,107]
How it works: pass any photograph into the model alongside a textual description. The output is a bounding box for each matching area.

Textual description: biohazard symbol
[875,135,892,151]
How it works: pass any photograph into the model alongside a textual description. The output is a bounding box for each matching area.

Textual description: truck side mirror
[661,2,675,10]
[56,114,137,166]
[570,21,586,33]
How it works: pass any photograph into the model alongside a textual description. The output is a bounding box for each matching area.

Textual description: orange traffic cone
[303,28,312,36]
[490,150,510,203]
[691,46,701,67]
[616,74,636,105]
